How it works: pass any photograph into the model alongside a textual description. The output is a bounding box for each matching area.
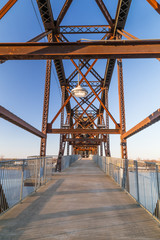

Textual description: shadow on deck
[0,158,160,239]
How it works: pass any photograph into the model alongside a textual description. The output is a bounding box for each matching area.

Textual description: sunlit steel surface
[0,0,159,171]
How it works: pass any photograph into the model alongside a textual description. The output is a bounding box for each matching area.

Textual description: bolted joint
[121,142,126,146]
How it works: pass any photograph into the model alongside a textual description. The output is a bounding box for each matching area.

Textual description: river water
[0,169,34,208]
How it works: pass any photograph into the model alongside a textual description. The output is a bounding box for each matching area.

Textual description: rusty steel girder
[95,0,113,27]
[47,129,120,134]
[0,106,45,138]
[146,0,160,14]
[117,59,128,159]
[0,40,160,60]
[122,109,160,140]
[0,0,17,19]
[99,0,132,115]
[40,34,53,156]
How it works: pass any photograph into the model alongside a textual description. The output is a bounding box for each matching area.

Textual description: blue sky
[0,0,160,160]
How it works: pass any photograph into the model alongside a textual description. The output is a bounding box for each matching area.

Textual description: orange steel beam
[73,115,91,130]
[71,89,103,128]
[117,29,160,61]
[47,128,120,134]
[64,138,104,142]
[50,94,72,125]
[0,0,17,19]
[66,88,98,129]
[72,116,87,130]
[1,40,160,60]
[59,33,107,85]
[56,0,73,27]
[0,105,45,138]
[95,0,113,27]
[28,30,53,42]
[50,59,98,127]
[122,109,160,140]
[75,148,96,151]
[146,0,160,14]
[56,34,99,87]
[72,144,100,147]
[86,114,100,128]
[59,31,100,117]
[117,29,138,40]
[71,59,119,128]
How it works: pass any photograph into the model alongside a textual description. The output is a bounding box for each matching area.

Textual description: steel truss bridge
[0,0,160,171]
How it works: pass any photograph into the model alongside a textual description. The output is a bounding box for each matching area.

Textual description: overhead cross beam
[0,40,160,60]
[60,25,110,34]
[47,128,120,134]
[64,138,105,142]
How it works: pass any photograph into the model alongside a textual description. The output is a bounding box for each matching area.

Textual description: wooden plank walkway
[0,158,160,240]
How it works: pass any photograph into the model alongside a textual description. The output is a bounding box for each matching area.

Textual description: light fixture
[71,61,88,98]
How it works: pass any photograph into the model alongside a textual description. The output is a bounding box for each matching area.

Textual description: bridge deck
[0,158,160,239]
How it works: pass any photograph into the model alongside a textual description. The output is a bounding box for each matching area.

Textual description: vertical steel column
[67,139,69,155]
[100,135,103,156]
[56,85,65,171]
[71,146,74,155]
[66,114,70,156]
[100,114,103,156]
[104,87,111,157]
[100,141,103,156]
[59,85,65,153]
[40,34,52,156]
[117,59,128,159]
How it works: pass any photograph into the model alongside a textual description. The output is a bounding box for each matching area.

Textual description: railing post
[20,160,24,202]
[156,165,160,199]
[35,158,38,191]
[122,159,129,192]
[39,158,41,187]
[155,164,160,218]
[134,160,139,203]
[44,157,47,184]
[107,157,110,176]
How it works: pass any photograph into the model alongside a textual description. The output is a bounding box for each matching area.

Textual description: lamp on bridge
[71,61,88,98]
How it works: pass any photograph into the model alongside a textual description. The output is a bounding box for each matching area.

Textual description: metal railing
[0,154,81,215]
[61,155,81,171]
[0,156,57,214]
[93,156,160,219]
